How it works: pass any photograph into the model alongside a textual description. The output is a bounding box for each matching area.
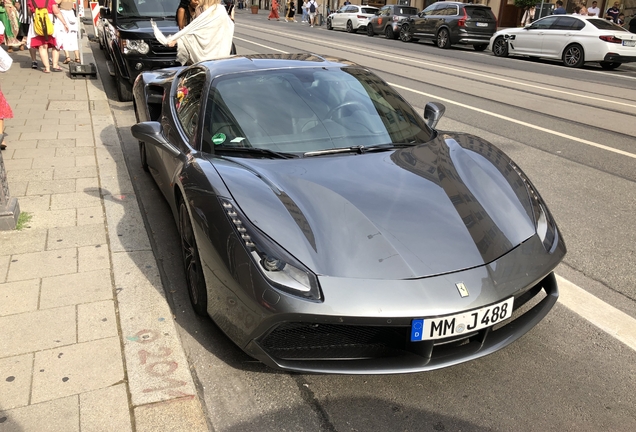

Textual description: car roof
[197,54,362,78]
[433,1,490,7]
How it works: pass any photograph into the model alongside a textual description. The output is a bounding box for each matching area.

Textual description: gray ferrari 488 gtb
[131,54,566,374]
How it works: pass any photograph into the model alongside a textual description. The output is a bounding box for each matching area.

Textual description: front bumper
[123,56,179,84]
[603,53,636,64]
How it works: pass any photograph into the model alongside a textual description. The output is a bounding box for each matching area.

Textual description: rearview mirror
[100,7,112,19]
[423,102,446,130]
[131,122,182,157]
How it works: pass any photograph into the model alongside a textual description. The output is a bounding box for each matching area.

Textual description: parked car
[326,4,379,33]
[131,54,566,374]
[491,15,636,69]
[399,1,497,51]
[366,4,419,40]
[98,0,180,102]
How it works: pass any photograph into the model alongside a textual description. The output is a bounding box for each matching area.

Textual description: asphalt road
[90,12,636,431]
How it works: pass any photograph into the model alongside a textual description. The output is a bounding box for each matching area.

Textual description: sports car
[490,15,636,69]
[131,54,566,374]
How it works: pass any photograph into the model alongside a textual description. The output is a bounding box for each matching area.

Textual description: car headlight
[122,39,150,55]
[219,197,322,301]
[509,162,558,253]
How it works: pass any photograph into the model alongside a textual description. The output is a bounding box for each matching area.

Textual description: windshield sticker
[230,137,246,143]
[212,133,226,145]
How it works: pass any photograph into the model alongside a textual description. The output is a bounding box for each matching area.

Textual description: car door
[374,6,390,33]
[425,4,452,37]
[412,4,438,36]
[540,16,585,58]
[511,16,559,55]
[332,6,347,28]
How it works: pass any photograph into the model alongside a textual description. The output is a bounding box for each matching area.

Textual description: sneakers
[31,61,38,69]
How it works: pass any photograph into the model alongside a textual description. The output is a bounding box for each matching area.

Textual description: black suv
[366,5,419,40]
[97,0,180,101]
[399,2,497,51]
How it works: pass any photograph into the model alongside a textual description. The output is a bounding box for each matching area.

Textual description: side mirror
[131,122,182,157]
[423,102,445,130]
[100,7,112,19]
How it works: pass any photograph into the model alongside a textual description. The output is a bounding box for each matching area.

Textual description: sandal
[74,58,80,63]
[42,69,50,73]
[51,67,63,72]
[63,58,71,64]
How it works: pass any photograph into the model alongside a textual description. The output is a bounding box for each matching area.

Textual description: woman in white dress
[57,0,79,63]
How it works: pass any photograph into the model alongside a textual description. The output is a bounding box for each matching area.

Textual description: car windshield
[588,18,628,31]
[465,7,495,19]
[203,67,433,154]
[117,0,180,18]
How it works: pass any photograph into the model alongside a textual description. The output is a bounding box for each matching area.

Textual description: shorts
[309,12,316,18]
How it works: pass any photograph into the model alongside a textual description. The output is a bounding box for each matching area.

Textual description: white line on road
[235,24,636,109]
[557,275,636,351]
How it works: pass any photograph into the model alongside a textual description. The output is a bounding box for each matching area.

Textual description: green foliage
[514,0,538,9]
[15,212,32,231]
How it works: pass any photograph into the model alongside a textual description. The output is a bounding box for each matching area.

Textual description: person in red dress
[0,89,12,150]
[268,0,280,20]
[27,0,68,73]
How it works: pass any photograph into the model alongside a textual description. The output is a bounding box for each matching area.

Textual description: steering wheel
[325,101,368,120]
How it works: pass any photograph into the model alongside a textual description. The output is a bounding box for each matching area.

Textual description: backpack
[31,0,54,38]
[309,1,316,13]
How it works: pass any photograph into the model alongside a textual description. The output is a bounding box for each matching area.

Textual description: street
[91,12,636,431]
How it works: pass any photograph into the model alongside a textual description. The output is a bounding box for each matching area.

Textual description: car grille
[149,40,177,57]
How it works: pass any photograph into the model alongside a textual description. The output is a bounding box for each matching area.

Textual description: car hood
[116,18,179,37]
[214,132,536,280]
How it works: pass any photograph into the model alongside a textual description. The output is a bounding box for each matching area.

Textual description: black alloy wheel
[473,44,488,51]
[562,44,585,68]
[385,26,396,40]
[179,199,208,316]
[327,17,333,30]
[492,37,508,57]
[599,61,621,70]
[437,28,451,49]
[115,69,133,102]
[367,23,374,36]
[400,24,412,42]
[346,20,355,33]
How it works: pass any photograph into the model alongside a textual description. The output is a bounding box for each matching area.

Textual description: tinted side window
[361,7,378,14]
[530,16,559,29]
[174,69,206,141]
[465,7,494,19]
[421,4,438,16]
[552,17,582,30]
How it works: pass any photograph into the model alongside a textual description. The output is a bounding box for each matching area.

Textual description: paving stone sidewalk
[0,43,208,431]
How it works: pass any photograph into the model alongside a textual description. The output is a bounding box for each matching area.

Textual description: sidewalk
[0,41,208,431]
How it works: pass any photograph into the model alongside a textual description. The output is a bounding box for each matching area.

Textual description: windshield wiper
[120,15,166,20]
[215,147,299,159]
[304,143,415,157]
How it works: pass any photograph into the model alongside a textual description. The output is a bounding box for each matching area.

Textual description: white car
[327,5,379,33]
[490,15,636,69]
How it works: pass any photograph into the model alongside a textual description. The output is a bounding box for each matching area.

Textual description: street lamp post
[0,149,20,230]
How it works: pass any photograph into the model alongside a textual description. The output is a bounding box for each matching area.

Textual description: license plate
[476,22,488,27]
[622,40,636,47]
[411,297,514,341]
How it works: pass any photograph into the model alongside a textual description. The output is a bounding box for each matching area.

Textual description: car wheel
[473,44,488,52]
[327,18,333,30]
[437,28,451,49]
[346,20,355,33]
[562,44,584,68]
[115,69,133,102]
[492,36,508,57]
[385,26,396,40]
[599,61,621,70]
[367,23,374,36]
[179,198,208,316]
[400,24,412,42]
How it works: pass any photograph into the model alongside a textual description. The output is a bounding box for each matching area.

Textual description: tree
[514,0,537,9]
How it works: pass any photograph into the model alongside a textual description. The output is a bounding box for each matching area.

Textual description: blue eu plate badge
[411,319,424,341]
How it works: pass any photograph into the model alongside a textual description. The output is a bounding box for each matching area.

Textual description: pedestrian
[605,2,620,23]
[587,1,600,16]
[268,0,280,20]
[616,12,625,26]
[1,0,24,52]
[629,14,636,33]
[152,0,234,65]
[307,0,318,27]
[285,0,296,22]
[577,1,588,17]
[520,5,535,26]
[552,0,566,15]
[301,0,308,23]
[27,0,69,73]
[177,0,199,30]
[57,0,78,64]
[16,0,38,69]
[0,67,13,150]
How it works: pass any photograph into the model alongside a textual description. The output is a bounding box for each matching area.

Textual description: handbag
[0,47,13,72]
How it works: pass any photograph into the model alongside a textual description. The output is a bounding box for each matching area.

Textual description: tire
[115,69,133,102]
[473,44,488,52]
[599,61,621,70]
[492,36,508,57]
[346,20,355,33]
[367,23,374,36]
[436,28,451,49]
[327,18,333,30]
[400,24,412,42]
[385,26,396,40]
[562,44,584,68]
[179,198,208,316]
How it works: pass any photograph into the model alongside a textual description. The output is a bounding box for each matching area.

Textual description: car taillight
[458,9,468,27]
[357,15,367,19]
[599,35,622,44]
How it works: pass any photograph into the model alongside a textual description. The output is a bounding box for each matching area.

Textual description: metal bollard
[0,149,20,230]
